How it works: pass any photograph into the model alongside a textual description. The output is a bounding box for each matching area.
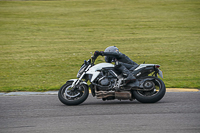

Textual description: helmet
[104,46,119,63]
[104,46,119,53]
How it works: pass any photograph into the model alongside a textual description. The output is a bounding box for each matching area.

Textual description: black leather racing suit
[103,52,138,80]
[103,51,138,69]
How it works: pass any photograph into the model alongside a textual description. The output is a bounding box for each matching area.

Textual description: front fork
[70,64,91,88]
[69,72,87,89]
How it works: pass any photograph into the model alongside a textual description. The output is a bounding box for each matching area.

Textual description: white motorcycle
[58,55,165,106]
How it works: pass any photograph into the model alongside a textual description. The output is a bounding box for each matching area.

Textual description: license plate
[158,69,163,79]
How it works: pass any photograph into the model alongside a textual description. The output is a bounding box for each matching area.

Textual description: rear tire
[58,81,89,106]
[133,76,166,103]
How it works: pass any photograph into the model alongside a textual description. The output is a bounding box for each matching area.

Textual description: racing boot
[116,65,136,82]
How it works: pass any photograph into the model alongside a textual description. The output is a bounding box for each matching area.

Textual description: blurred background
[0,0,199,92]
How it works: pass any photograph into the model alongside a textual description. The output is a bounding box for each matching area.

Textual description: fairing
[86,63,114,82]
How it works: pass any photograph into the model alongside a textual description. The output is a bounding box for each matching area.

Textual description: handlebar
[91,56,96,65]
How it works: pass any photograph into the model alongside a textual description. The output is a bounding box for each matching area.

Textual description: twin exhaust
[96,91,133,100]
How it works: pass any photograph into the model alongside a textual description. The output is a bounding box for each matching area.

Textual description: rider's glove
[94,51,104,57]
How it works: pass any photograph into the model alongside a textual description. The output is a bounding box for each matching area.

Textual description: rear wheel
[133,76,166,103]
[58,81,89,106]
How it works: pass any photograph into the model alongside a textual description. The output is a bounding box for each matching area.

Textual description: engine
[98,76,110,86]
[93,70,133,101]
[94,69,118,91]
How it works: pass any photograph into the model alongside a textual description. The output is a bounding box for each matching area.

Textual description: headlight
[77,73,81,78]
[77,64,86,78]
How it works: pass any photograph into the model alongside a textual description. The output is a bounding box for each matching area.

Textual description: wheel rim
[61,84,85,101]
[137,79,161,97]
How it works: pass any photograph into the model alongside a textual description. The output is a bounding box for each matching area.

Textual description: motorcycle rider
[93,46,138,82]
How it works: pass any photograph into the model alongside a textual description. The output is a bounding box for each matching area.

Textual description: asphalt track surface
[0,91,200,133]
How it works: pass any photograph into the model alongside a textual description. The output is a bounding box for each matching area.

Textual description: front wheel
[132,76,166,103]
[58,81,89,106]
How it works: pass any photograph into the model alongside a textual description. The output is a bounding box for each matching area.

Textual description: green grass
[0,0,199,92]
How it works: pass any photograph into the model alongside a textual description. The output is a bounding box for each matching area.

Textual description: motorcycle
[58,55,166,106]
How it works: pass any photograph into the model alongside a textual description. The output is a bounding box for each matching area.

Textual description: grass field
[0,0,199,92]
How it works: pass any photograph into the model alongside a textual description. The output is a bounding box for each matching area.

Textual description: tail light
[155,65,160,68]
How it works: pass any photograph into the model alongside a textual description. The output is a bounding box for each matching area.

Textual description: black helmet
[104,46,119,63]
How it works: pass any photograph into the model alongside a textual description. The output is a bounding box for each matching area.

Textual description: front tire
[58,81,89,106]
[133,76,166,103]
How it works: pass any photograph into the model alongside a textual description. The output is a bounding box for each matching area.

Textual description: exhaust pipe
[96,91,132,100]
[115,91,132,100]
